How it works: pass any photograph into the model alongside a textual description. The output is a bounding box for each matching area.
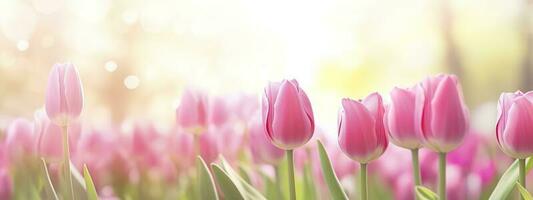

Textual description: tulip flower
[0,168,11,200]
[249,117,285,165]
[198,131,220,164]
[208,96,230,126]
[416,74,469,199]
[45,63,84,127]
[496,91,533,188]
[45,63,84,200]
[338,93,388,200]
[35,109,81,162]
[4,118,35,160]
[262,79,315,200]
[175,88,208,130]
[385,86,423,187]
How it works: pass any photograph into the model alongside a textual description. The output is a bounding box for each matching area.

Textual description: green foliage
[317,140,348,200]
[196,157,218,200]
[489,157,533,200]
[415,186,438,200]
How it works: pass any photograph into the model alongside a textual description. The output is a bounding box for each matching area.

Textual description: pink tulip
[35,113,82,162]
[385,86,422,149]
[208,96,230,126]
[167,131,194,171]
[176,88,208,129]
[45,63,84,127]
[217,125,244,162]
[416,74,469,153]
[262,79,315,149]
[338,93,388,163]
[249,117,285,165]
[496,91,533,158]
[5,118,35,158]
[0,168,11,200]
[199,131,220,164]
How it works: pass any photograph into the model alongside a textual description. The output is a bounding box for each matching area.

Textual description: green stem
[275,165,284,200]
[360,163,368,200]
[287,150,296,200]
[519,158,526,189]
[61,126,74,200]
[438,152,446,200]
[411,149,421,200]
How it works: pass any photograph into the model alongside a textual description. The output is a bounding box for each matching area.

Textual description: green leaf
[317,140,348,200]
[489,157,533,200]
[238,166,252,184]
[40,158,59,200]
[516,182,533,200]
[212,164,246,200]
[83,165,99,200]
[196,157,219,200]
[415,186,438,200]
[218,158,267,200]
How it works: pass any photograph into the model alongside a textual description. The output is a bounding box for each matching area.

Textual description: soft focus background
[1,0,532,133]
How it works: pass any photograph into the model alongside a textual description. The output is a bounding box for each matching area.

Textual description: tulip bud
[385,87,422,149]
[338,93,388,163]
[249,116,284,165]
[199,131,220,164]
[5,118,35,158]
[496,91,533,159]
[262,79,315,150]
[208,96,230,126]
[176,88,208,129]
[415,74,469,153]
[45,63,84,127]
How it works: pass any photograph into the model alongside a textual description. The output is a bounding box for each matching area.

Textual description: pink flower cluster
[0,63,531,199]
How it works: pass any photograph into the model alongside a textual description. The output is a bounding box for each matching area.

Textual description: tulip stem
[360,163,368,200]
[438,152,446,200]
[61,126,75,200]
[519,158,526,188]
[286,150,296,200]
[411,148,421,197]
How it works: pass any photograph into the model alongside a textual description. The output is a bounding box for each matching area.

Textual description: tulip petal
[338,99,377,163]
[502,97,533,158]
[262,82,281,140]
[362,92,386,148]
[270,80,313,149]
[387,87,420,149]
[45,65,63,121]
[63,64,84,119]
[429,76,467,151]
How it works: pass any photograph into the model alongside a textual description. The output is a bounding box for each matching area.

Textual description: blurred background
[0,0,531,134]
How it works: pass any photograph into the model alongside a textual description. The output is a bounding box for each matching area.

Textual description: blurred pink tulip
[208,96,230,126]
[217,125,244,162]
[385,86,422,149]
[416,74,469,153]
[5,118,35,158]
[167,131,194,171]
[199,131,220,164]
[45,63,84,127]
[262,79,315,150]
[248,117,284,165]
[0,168,11,200]
[176,88,208,129]
[338,93,388,163]
[496,91,533,158]
[35,111,82,162]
